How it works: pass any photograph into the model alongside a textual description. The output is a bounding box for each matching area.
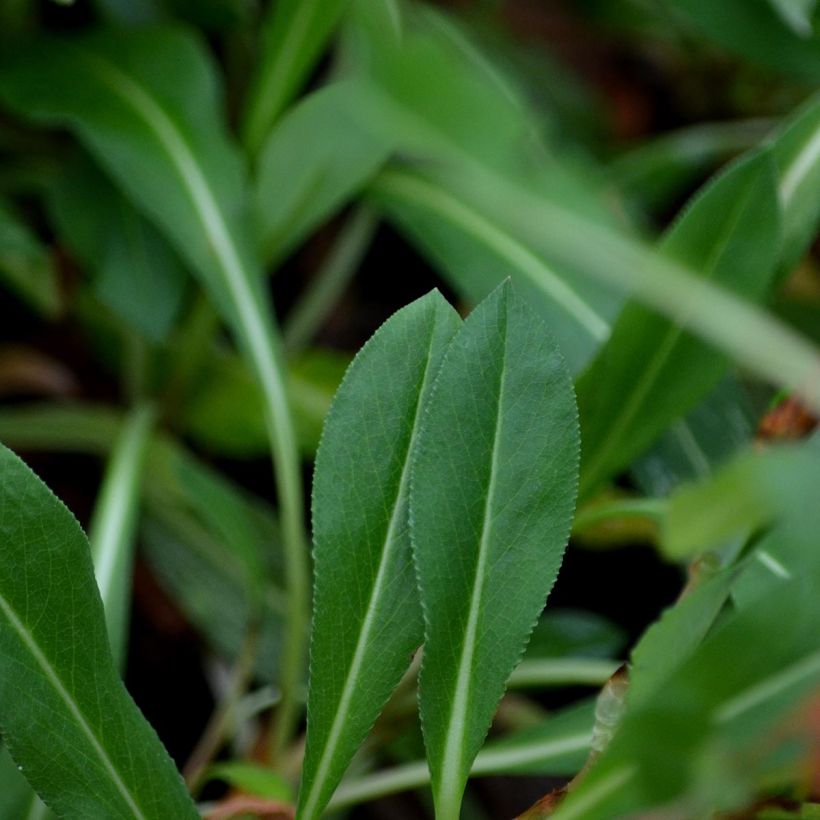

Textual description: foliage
[0,1,818,819]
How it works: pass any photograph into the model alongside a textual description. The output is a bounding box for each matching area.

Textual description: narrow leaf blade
[298,290,461,820]
[411,282,579,818]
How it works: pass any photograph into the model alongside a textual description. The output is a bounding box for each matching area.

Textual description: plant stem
[88,401,156,670]
[284,206,378,353]
[184,623,261,793]
[572,498,667,534]
[507,658,621,690]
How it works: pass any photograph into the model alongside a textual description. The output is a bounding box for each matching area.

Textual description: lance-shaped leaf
[411,282,579,819]
[577,151,781,496]
[0,444,197,819]
[298,290,461,820]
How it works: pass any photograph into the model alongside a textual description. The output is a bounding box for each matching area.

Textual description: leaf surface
[411,282,579,818]
[298,290,461,820]
[577,152,781,495]
[0,444,197,819]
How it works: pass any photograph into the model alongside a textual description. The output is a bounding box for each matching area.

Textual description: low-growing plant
[0,1,819,819]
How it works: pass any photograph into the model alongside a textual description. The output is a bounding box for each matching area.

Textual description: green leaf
[0,746,50,820]
[255,83,389,263]
[48,156,189,342]
[0,26,309,745]
[328,699,595,811]
[673,0,820,80]
[0,200,60,317]
[577,151,781,495]
[298,290,461,820]
[555,568,820,819]
[351,24,820,413]
[205,762,293,802]
[371,167,619,374]
[0,444,197,819]
[767,0,817,37]
[631,376,756,497]
[242,0,349,154]
[774,93,820,274]
[181,347,349,458]
[410,282,579,819]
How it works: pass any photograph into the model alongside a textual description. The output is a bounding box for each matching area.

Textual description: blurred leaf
[411,283,579,818]
[631,376,756,497]
[181,347,349,457]
[205,762,293,801]
[525,609,627,661]
[49,156,188,342]
[554,568,820,819]
[329,699,595,811]
[767,0,817,37]
[0,200,59,317]
[371,167,619,374]
[351,22,820,413]
[255,82,390,263]
[774,93,820,275]
[242,0,349,154]
[299,291,461,820]
[0,746,50,820]
[0,444,197,818]
[663,439,820,559]
[673,0,820,79]
[577,152,781,495]
[610,120,771,217]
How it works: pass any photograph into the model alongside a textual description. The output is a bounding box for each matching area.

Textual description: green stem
[572,498,667,534]
[284,206,378,353]
[88,401,156,670]
[507,658,620,690]
[183,622,261,793]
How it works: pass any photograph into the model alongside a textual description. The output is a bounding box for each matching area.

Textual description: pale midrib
[299,322,442,820]
[715,646,820,724]
[376,171,611,341]
[582,180,755,491]
[82,54,292,456]
[329,730,591,810]
[779,115,820,208]
[0,591,146,819]
[436,317,509,815]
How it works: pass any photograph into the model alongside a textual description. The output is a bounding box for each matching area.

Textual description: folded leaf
[298,290,461,820]
[0,444,197,819]
[577,151,781,495]
[411,282,579,819]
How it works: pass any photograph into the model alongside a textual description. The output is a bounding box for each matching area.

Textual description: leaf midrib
[0,590,146,819]
[299,311,444,820]
[435,302,509,814]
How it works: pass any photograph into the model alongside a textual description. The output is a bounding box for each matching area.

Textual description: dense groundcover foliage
[0,1,819,818]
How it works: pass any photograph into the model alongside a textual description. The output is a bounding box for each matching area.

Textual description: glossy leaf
[767,0,816,36]
[0,444,197,819]
[577,151,781,495]
[255,83,390,263]
[298,290,461,820]
[411,282,579,819]
[242,0,349,154]
[0,200,60,317]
